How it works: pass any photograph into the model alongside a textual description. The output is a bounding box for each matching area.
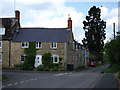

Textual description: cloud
[100,6,109,18]
[99,6,118,43]
[109,8,118,17]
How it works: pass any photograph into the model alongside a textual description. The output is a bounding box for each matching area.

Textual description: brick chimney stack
[67,15,72,30]
[15,10,20,23]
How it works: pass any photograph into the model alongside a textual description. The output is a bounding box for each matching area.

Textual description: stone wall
[4,41,88,70]
[11,42,24,66]
[2,40,10,67]
[36,42,65,70]
[0,48,2,66]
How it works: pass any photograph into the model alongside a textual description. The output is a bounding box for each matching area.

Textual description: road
[2,64,119,89]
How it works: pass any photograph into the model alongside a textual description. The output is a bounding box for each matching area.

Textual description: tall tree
[82,6,106,62]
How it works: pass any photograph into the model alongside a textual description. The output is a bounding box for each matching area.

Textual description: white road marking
[34,78,38,80]
[25,80,29,82]
[3,72,72,88]
[30,79,34,81]
[90,73,105,88]
[14,82,18,85]
[20,81,24,83]
[7,84,12,86]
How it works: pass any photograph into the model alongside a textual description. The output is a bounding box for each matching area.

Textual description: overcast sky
[0,0,119,43]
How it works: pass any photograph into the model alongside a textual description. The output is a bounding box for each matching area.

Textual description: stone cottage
[0,10,20,67]
[1,10,89,70]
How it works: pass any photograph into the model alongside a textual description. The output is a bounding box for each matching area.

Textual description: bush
[42,53,51,66]
[22,64,34,70]
[49,63,60,71]
[37,63,61,71]
[118,71,120,78]
[101,64,118,73]
[37,65,50,71]
[78,65,85,69]
[14,64,23,69]
[37,65,44,71]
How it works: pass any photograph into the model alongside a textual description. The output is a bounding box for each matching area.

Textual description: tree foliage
[82,6,106,61]
[22,42,36,70]
[105,35,120,70]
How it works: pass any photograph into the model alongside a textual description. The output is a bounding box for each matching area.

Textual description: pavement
[94,73,119,89]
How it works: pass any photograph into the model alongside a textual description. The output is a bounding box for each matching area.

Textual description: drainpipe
[9,40,11,66]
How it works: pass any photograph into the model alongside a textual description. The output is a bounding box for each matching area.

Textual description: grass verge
[0,75,8,82]
[101,64,118,73]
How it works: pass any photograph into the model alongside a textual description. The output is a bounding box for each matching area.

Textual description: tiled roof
[12,28,71,42]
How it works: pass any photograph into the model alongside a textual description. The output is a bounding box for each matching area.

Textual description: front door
[34,55,42,68]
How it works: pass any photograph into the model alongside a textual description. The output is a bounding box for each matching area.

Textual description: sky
[0,0,119,44]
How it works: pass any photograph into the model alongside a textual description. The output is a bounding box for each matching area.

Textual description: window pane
[0,54,2,61]
[55,57,58,62]
[51,42,54,48]
[54,43,56,47]
[39,42,41,47]
[26,42,28,47]
[22,43,24,47]
[0,41,2,48]
[21,55,26,61]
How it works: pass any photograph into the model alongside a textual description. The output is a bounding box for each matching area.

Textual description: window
[0,53,2,61]
[21,42,29,48]
[0,28,5,35]
[36,42,42,49]
[51,42,57,49]
[51,55,59,63]
[20,55,26,62]
[0,41,2,48]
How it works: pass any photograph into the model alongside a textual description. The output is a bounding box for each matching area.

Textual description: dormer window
[21,42,29,48]
[51,42,57,49]
[36,42,42,49]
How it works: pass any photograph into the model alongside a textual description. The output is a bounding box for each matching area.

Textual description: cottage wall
[2,41,10,67]
[11,42,24,66]
[10,42,66,69]
[0,48,2,66]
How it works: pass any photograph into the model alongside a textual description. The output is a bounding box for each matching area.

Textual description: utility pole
[113,23,116,39]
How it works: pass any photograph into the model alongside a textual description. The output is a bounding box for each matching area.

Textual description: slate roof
[12,28,72,42]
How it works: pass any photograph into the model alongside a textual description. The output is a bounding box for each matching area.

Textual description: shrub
[49,63,61,71]
[42,53,51,66]
[37,65,44,71]
[101,64,118,73]
[78,65,85,69]
[118,71,120,78]
[14,64,23,69]
[22,64,34,70]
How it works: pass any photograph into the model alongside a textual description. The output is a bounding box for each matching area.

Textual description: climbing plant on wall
[22,42,36,70]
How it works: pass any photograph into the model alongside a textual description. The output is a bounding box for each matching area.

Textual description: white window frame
[20,54,26,62]
[0,28,5,35]
[0,41,2,48]
[50,42,57,49]
[51,55,59,63]
[21,42,29,48]
[36,42,42,49]
[0,53,2,61]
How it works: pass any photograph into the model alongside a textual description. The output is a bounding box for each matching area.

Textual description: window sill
[50,48,57,50]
